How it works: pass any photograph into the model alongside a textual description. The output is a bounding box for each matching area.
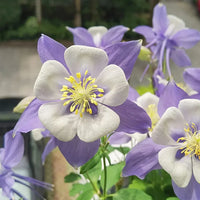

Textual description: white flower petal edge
[167,15,185,36]
[95,64,129,106]
[77,104,120,142]
[137,92,159,110]
[178,99,200,125]
[88,26,108,47]
[38,102,79,142]
[152,107,185,145]
[34,60,69,100]
[192,156,200,183]
[159,146,192,187]
[64,45,108,78]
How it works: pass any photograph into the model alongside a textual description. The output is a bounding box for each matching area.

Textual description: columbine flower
[67,25,129,48]
[152,99,200,199]
[34,45,129,142]
[134,3,200,77]
[0,130,53,199]
[13,35,150,167]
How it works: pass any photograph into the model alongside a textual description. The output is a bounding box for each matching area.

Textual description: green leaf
[80,151,102,174]
[136,84,154,96]
[107,145,130,155]
[69,183,93,197]
[77,189,94,200]
[113,188,152,200]
[129,178,147,191]
[166,198,179,200]
[100,162,125,192]
[64,172,81,183]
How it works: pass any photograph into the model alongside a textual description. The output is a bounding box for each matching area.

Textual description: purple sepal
[56,136,100,167]
[105,40,141,79]
[172,29,200,49]
[101,25,129,47]
[183,68,200,92]
[172,176,200,200]
[14,98,44,135]
[152,3,168,34]
[158,81,188,116]
[123,138,163,179]
[42,137,57,164]
[109,132,132,145]
[128,86,139,102]
[67,27,95,47]
[134,25,155,43]
[2,130,24,168]
[37,34,67,67]
[111,100,151,134]
[170,48,191,67]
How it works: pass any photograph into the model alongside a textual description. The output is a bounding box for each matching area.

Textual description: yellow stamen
[60,70,104,117]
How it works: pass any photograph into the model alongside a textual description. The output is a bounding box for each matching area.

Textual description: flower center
[177,123,200,159]
[60,70,104,117]
[146,104,160,131]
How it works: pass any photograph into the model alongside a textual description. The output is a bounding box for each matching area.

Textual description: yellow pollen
[146,104,160,131]
[177,123,200,159]
[60,70,104,117]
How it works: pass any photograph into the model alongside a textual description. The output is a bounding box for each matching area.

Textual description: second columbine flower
[34,45,129,142]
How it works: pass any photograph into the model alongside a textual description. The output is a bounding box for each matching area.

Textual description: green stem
[86,172,100,196]
[102,153,107,199]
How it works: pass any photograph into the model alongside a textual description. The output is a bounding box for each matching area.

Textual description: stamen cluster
[60,70,104,117]
[177,123,200,159]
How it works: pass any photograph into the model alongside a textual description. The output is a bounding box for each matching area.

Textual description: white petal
[137,92,159,110]
[34,60,69,100]
[95,64,129,106]
[168,15,185,33]
[152,107,185,145]
[192,157,200,183]
[77,104,120,142]
[179,99,200,125]
[159,146,192,187]
[38,102,79,141]
[88,26,108,47]
[64,45,108,78]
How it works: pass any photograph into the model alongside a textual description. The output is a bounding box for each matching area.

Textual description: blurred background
[0,0,200,199]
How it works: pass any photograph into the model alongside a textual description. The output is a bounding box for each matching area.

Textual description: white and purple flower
[152,99,200,199]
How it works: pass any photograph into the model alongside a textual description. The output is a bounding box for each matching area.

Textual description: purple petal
[109,132,132,145]
[128,86,139,102]
[105,40,141,79]
[0,172,14,198]
[170,48,191,67]
[14,98,44,134]
[37,34,67,67]
[123,138,163,179]
[56,136,100,167]
[172,176,200,200]
[183,68,200,92]
[2,130,24,168]
[172,29,200,49]
[153,3,168,34]
[111,100,151,134]
[134,25,155,43]
[42,137,57,164]
[67,27,95,46]
[158,81,188,116]
[101,25,129,47]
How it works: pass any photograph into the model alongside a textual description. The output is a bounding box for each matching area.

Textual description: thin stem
[86,172,100,196]
[102,153,107,199]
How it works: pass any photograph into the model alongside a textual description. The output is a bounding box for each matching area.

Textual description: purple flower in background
[67,25,129,48]
[152,99,200,198]
[134,3,200,77]
[0,130,53,199]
